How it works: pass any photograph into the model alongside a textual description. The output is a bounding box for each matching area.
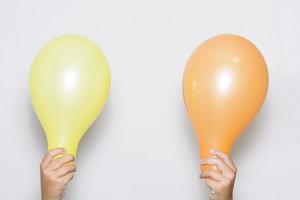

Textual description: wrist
[42,195,59,200]
[225,196,233,200]
[215,195,233,200]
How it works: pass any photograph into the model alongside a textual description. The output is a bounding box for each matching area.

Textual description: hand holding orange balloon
[183,34,268,171]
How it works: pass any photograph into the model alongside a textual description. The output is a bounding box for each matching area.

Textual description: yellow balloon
[30,35,111,156]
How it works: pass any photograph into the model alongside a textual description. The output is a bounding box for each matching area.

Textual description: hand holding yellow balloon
[30,35,111,156]
[183,34,268,171]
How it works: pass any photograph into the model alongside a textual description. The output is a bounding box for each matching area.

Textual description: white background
[0,0,299,199]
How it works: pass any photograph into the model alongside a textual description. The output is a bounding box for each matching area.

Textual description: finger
[201,157,234,179]
[210,149,237,172]
[47,154,74,171]
[61,172,74,184]
[56,164,76,177]
[203,178,218,190]
[200,169,225,182]
[40,148,65,169]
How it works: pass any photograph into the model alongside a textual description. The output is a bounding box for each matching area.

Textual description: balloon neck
[198,140,232,160]
[47,138,79,157]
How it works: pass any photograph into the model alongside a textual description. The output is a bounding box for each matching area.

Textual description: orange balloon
[183,34,268,169]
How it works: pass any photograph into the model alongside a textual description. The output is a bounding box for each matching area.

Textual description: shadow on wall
[76,99,112,163]
[232,100,269,162]
[179,105,199,160]
[178,104,209,199]
[27,97,47,155]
